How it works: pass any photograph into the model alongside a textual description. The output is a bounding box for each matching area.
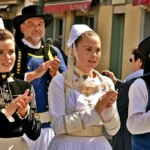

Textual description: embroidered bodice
[65,67,112,97]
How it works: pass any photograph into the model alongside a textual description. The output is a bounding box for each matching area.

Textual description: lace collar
[74,67,93,79]
[65,68,111,96]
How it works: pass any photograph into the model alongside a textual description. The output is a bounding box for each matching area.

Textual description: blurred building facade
[1,0,150,79]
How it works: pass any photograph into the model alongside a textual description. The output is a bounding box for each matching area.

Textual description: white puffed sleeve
[127,79,150,134]
[101,75,120,135]
[101,103,120,135]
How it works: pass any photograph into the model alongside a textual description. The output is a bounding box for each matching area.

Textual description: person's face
[0,39,15,72]
[20,17,45,45]
[130,55,142,72]
[75,34,101,73]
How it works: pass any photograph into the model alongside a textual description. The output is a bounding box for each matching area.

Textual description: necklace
[0,77,13,108]
[84,97,93,108]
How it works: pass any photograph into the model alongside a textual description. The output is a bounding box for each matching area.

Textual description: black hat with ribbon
[136,36,150,74]
[13,5,54,29]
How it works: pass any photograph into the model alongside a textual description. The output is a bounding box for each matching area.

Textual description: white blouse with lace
[48,72,120,150]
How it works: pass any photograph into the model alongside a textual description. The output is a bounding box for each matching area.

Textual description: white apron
[0,137,29,150]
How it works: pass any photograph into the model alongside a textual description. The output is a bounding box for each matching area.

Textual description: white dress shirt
[21,38,41,81]
[127,78,150,134]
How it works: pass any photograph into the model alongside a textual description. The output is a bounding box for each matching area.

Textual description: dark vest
[132,74,150,150]
[13,40,56,128]
[13,39,57,79]
[113,77,137,150]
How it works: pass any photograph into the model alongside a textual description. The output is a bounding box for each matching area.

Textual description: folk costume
[48,25,120,150]
[127,36,150,150]
[14,38,57,128]
[113,69,143,150]
[0,73,41,150]
[13,5,66,150]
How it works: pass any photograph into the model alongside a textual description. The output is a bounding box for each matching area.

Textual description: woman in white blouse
[48,24,120,150]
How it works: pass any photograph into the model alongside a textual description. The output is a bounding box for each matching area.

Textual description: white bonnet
[67,24,93,48]
[0,17,4,29]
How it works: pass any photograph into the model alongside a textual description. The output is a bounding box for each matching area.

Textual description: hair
[132,48,145,69]
[0,29,14,41]
[75,31,100,47]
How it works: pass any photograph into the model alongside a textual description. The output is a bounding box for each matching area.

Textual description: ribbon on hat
[0,17,4,29]
[72,42,79,62]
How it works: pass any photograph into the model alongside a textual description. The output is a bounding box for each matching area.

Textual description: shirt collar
[22,38,41,49]
[124,69,144,82]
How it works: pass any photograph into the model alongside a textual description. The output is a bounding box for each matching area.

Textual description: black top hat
[137,36,150,60]
[137,36,150,74]
[13,5,54,29]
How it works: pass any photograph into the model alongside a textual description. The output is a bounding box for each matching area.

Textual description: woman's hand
[5,95,22,116]
[17,89,33,118]
[106,90,118,108]
[95,90,118,114]
[5,89,33,117]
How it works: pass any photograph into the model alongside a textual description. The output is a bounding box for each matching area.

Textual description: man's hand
[26,60,54,82]
[48,57,60,77]
[101,70,117,84]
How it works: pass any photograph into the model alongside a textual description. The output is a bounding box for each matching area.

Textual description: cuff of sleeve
[17,105,30,120]
[89,108,103,124]
[24,73,27,81]
[1,109,15,122]
[101,107,114,122]
[102,110,120,130]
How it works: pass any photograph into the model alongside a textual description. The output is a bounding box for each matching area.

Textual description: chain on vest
[16,44,55,74]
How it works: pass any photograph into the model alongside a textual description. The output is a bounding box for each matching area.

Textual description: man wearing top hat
[127,36,150,150]
[12,5,67,150]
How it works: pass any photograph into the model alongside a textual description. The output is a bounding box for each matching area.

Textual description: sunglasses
[129,58,132,63]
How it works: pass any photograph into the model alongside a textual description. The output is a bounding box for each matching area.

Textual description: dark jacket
[13,39,57,80]
[0,77,41,140]
[113,79,135,150]
[115,79,123,90]
[113,70,143,150]
[13,39,58,128]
